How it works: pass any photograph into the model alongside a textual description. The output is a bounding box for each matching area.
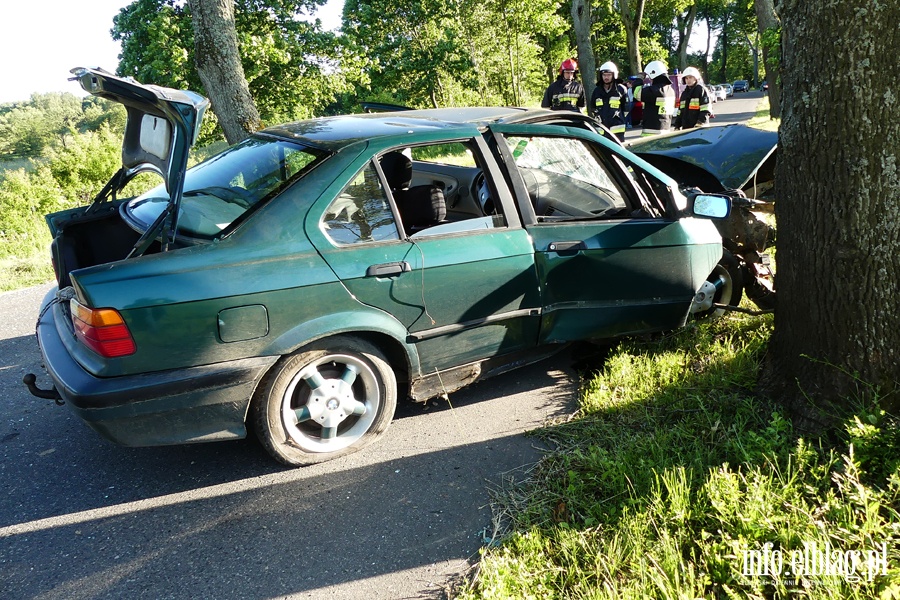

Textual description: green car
[27,68,730,466]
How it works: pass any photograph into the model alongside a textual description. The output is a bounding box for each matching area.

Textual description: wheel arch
[246,310,419,417]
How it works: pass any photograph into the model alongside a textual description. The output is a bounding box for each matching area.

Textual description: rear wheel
[253,336,397,466]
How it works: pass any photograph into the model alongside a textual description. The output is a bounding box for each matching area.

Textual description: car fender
[263,306,421,378]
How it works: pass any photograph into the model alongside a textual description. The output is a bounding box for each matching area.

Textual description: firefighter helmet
[681,66,702,83]
[598,61,619,79]
[644,60,668,80]
[559,58,579,74]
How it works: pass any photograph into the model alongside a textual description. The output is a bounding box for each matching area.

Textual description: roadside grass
[748,96,779,132]
[0,253,53,292]
[457,313,900,599]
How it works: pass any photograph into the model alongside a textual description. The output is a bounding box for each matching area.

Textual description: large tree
[187,0,260,143]
[767,0,900,425]
[571,0,596,100]
[113,0,350,140]
[616,0,648,75]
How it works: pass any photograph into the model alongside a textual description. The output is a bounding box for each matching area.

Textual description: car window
[126,137,325,239]
[410,142,477,167]
[321,162,401,245]
[503,135,629,219]
[388,140,508,237]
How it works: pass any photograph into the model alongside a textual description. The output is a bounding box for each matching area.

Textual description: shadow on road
[2,321,579,599]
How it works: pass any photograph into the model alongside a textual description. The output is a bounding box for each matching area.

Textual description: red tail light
[70,300,136,358]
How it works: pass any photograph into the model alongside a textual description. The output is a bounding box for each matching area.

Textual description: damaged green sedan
[27,68,731,466]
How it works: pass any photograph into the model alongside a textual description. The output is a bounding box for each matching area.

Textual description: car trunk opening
[46,68,209,286]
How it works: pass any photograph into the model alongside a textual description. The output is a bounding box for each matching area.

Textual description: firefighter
[590,61,630,141]
[673,66,711,129]
[541,58,585,112]
[640,60,676,136]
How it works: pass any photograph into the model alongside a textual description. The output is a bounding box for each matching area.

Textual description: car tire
[252,336,397,466]
[698,249,744,318]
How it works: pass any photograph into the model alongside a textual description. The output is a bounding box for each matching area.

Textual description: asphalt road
[0,283,581,600]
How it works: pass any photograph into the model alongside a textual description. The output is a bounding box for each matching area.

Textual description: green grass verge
[0,256,53,292]
[748,96,779,132]
[457,314,900,599]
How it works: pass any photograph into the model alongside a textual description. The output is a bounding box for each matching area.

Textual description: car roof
[259,107,595,152]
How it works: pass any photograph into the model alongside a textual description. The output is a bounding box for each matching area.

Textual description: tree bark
[572,0,596,101]
[766,0,900,428]
[755,0,781,118]
[187,0,260,144]
[618,0,646,75]
[675,3,698,71]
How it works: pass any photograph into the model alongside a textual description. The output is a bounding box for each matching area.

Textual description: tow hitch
[23,373,64,405]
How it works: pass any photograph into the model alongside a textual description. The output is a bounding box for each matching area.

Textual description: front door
[490,126,719,343]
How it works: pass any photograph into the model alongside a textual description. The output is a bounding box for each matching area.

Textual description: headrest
[379,151,412,191]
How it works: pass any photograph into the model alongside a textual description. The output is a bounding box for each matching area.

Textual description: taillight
[70,299,136,358]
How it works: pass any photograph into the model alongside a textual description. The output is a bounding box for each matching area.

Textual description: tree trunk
[619,0,646,75]
[718,11,730,82]
[188,0,260,144]
[755,0,782,118]
[766,0,900,429]
[675,3,698,71]
[572,0,596,101]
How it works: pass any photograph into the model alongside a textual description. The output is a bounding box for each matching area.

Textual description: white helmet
[644,60,668,80]
[598,61,618,79]
[681,66,702,83]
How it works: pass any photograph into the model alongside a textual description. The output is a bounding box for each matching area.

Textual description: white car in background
[722,83,734,97]
[714,85,727,101]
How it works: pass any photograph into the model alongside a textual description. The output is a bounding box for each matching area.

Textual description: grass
[0,254,53,292]
[748,96,779,132]
[457,313,900,599]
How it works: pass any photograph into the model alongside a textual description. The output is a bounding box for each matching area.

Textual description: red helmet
[559,58,578,74]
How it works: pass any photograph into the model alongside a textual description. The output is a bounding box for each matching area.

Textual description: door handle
[365,261,412,277]
[548,241,586,252]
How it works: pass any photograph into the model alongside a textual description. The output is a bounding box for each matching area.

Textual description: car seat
[379,151,446,234]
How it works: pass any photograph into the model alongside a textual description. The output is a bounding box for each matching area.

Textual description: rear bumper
[34,290,278,447]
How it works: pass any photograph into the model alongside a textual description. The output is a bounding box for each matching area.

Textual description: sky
[0,0,344,104]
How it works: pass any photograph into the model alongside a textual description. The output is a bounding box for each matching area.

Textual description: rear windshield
[126,136,326,239]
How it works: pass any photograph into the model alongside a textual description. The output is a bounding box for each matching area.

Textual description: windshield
[126,136,326,239]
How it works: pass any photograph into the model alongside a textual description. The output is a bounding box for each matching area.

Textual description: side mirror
[690,193,731,219]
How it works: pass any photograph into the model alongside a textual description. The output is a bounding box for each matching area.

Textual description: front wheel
[694,249,744,319]
[252,336,397,466]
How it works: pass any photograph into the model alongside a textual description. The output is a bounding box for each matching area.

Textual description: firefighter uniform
[541,78,585,112]
[590,83,629,140]
[674,83,711,129]
[640,79,676,135]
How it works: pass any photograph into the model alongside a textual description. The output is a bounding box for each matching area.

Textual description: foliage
[342,0,568,109]
[458,314,900,598]
[0,93,125,158]
[112,0,356,136]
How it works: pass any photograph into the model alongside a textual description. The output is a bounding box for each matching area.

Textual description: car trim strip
[406,308,540,342]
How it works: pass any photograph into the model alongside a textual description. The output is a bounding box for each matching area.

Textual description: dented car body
[629,125,778,311]
[28,68,732,465]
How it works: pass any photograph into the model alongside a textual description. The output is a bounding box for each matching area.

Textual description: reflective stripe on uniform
[556,93,581,103]
[610,124,626,134]
[609,98,621,108]
[689,98,700,109]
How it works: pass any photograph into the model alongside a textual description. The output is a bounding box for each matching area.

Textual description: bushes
[0,125,157,290]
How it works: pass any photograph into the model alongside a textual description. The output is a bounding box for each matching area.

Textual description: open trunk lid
[55,67,209,247]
